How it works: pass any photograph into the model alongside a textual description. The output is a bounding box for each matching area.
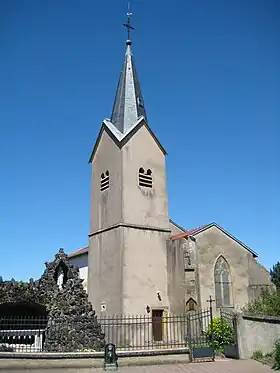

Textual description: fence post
[207,295,215,361]
[186,313,192,362]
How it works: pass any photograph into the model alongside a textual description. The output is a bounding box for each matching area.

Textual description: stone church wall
[195,226,271,312]
[68,254,88,292]
[247,256,272,301]
[167,238,198,314]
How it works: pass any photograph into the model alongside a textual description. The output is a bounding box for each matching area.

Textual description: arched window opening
[54,261,68,290]
[138,167,153,188]
[100,170,110,191]
[185,298,197,312]
[214,256,232,308]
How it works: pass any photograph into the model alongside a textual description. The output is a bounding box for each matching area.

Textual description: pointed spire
[110,9,147,134]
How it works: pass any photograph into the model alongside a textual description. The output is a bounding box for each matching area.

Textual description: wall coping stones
[242,313,280,324]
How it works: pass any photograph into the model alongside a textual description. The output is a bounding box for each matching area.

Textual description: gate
[186,302,215,362]
[220,310,239,359]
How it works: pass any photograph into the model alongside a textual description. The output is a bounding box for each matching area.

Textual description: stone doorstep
[0,354,191,370]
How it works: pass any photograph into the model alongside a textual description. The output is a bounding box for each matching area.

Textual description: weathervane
[123,2,135,41]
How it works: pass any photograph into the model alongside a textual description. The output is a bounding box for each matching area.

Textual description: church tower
[88,12,171,315]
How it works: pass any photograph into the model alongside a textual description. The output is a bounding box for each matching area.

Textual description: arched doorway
[0,302,48,352]
[0,302,47,318]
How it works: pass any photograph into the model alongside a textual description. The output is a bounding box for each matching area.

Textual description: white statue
[57,267,64,290]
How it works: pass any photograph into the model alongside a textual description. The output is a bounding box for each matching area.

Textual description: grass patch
[252,350,276,368]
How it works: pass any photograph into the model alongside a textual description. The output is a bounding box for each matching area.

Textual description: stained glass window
[214,256,232,308]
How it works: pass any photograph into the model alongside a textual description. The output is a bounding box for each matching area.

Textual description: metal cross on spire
[123,2,135,41]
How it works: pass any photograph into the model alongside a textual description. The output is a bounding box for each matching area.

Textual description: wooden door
[152,309,163,341]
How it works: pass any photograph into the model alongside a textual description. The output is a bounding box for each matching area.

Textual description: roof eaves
[191,222,258,258]
[68,247,89,259]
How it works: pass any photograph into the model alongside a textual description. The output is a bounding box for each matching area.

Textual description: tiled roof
[68,246,88,258]
[170,224,209,241]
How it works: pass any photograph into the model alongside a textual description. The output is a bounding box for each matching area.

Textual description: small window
[100,170,110,191]
[186,298,197,312]
[138,167,152,188]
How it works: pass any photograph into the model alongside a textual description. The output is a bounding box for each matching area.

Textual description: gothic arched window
[214,256,232,308]
[186,298,197,312]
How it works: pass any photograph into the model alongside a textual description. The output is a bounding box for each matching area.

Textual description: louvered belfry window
[100,170,110,191]
[138,168,152,188]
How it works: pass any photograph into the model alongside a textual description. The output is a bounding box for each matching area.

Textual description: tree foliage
[274,340,280,370]
[270,262,280,290]
[244,288,280,316]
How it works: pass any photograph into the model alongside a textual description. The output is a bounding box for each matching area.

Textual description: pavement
[0,358,273,373]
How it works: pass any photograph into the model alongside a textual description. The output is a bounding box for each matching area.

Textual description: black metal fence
[0,308,237,355]
[186,309,212,348]
[99,314,188,351]
[0,314,190,352]
[0,316,47,352]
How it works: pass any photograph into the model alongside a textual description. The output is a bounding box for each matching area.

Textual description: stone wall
[237,313,280,359]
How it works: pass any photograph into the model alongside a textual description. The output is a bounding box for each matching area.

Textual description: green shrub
[244,288,280,317]
[205,317,234,353]
[273,340,280,370]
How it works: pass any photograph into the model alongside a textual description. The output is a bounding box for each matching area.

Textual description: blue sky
[0,0,279,281]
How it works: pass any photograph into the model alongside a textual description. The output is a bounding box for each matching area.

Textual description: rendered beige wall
[88,123,170,315]
[89,227,124,315]
[195,226,251,312]
[122,228,170,315]
[89,129,123,234]
[237,314,280,359]
[169,221,185,236]
[121,124,170,230]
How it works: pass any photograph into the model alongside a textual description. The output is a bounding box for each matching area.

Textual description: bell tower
[88,10,171,315]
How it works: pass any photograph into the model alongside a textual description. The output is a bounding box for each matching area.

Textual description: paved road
[3,359,273,373]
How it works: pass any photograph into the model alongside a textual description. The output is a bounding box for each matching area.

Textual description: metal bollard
[104,343,118,371]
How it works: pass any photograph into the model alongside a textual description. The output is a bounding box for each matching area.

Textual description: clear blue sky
[1,0,279,281]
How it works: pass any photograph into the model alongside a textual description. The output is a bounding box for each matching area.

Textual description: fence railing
[0,316,47,352]
[99,314,189,351]
[0,311,213,353]
[187,309,212,348]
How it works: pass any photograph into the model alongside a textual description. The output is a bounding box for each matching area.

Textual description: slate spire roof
[110,39,147,134]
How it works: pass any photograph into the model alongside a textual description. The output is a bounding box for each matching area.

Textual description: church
[67,19,271,318]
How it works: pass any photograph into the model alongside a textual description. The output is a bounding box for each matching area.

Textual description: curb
[0,347,189,359]
[0,353,191,370]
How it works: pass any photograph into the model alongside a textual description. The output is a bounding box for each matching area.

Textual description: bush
[273,340,280,370]
[205,317,234,353]
[244,288,280,317]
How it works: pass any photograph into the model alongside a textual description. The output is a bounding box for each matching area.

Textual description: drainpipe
[189,235,202,310]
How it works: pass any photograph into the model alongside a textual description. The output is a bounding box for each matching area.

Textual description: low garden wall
[237,313,280,359]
